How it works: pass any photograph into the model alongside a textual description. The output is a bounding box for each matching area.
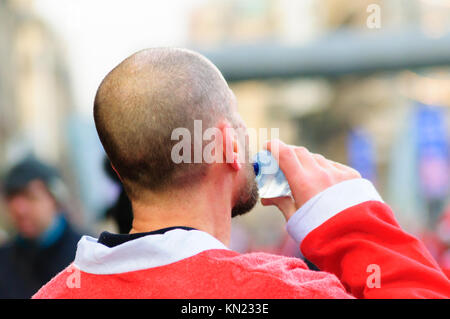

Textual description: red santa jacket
[33,179,450,299]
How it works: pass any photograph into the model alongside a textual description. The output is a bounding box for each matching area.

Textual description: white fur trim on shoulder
[73,229,229,275]
[286,178,383,246]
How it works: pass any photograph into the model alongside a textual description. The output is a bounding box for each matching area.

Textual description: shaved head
[94,48,237,200]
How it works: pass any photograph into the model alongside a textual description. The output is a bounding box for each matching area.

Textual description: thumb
[261,196,297,221]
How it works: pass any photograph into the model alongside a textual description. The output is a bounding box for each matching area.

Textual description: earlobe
[220,122,242,171]
[231,140,241,170]
[231,153,242,171]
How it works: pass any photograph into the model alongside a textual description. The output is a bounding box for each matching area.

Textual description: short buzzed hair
[94,48,235,200]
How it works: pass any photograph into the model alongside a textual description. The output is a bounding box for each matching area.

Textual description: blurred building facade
[0,0,79,230]
[0,0,74,164]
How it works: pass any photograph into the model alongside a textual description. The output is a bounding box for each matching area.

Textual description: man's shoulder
[206,249,305,265]
[199,250,351,298]
[33,249,352,299]
[32,264,75,299]
[202,250,335,283]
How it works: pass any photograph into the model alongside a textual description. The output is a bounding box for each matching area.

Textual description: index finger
[264,139,305,205]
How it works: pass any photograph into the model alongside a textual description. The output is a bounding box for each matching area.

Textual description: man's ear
[220,122,242,171]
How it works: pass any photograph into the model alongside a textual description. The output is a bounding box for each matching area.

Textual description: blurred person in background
[0,156,82,298]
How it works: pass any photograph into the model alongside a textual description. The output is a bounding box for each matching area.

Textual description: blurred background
[1,0,450,275]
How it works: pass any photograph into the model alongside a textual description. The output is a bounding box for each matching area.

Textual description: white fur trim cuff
[286,178,383,246]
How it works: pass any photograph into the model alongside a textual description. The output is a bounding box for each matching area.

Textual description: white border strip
[74,229,229,274]
[286,178,384,246]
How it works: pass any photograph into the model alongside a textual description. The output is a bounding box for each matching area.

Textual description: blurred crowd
[0,157,82,298]
[0,155,132,298]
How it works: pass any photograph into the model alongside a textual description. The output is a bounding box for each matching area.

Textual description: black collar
[98,226,197,248]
